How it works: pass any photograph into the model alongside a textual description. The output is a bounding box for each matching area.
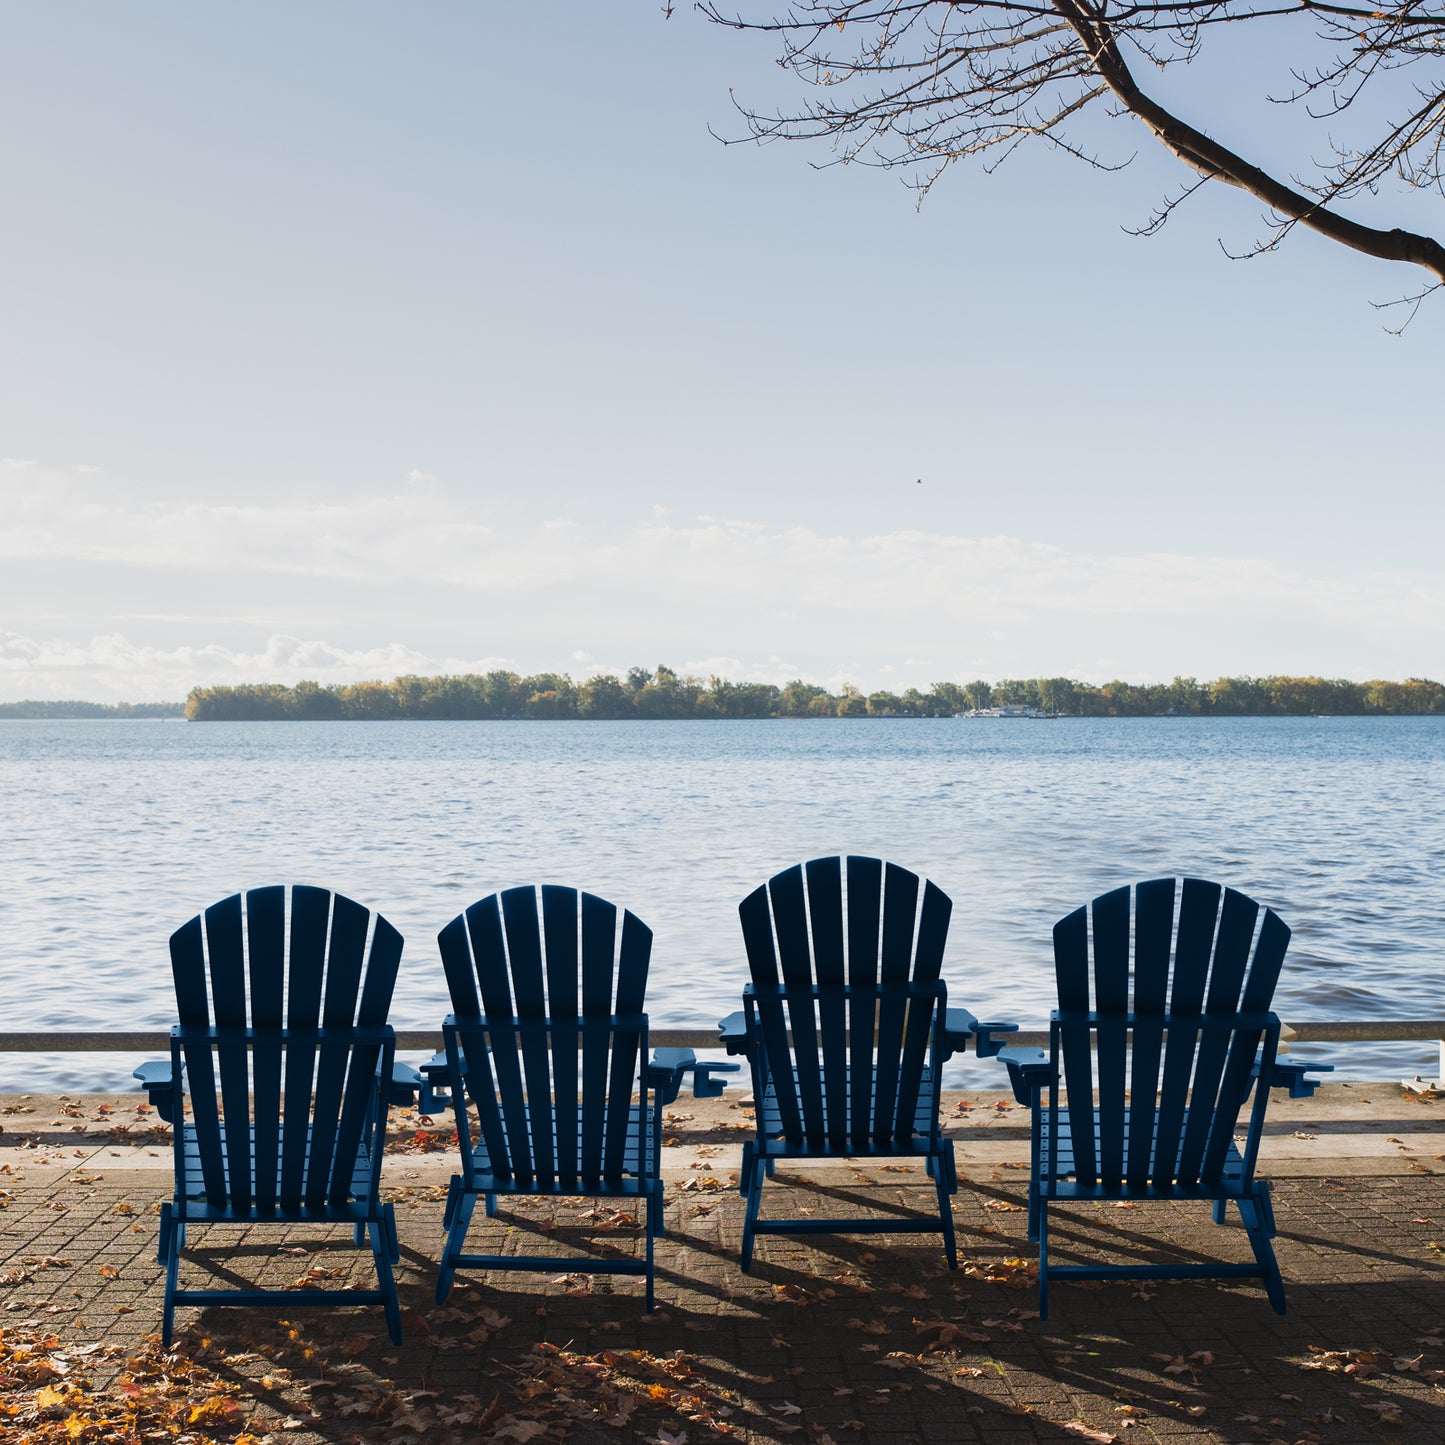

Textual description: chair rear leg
[162,1241,180,1347]
[1211,1199,1227,1226]
[158,1202,175,1267]
[740,1157,766,1273]
[371,1206,404,1345]
[645,1202,657,1313]
[1036,1199,1050,1322]
[436,1188,478,1306]
[1239,1188,1286,1315]
[936,1143,958,1269]
[935,1170,958,1269]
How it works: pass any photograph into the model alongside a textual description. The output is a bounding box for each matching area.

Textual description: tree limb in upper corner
[699,0,1445,290]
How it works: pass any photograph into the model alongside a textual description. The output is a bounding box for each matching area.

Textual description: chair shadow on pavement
[13,1169,1444,1445]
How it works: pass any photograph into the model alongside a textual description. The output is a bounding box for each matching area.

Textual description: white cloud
[0,631,516,703]
[4,459,1444,697]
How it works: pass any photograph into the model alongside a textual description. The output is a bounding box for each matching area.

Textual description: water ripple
[1,715,1441,1088]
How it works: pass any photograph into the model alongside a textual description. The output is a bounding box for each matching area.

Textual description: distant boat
[955,705,1060,719]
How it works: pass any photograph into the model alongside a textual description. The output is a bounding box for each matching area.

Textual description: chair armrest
[649,1047,742,1101]
[133,1059,182,1124]
[1262,1058,1334,1099]
[718,1011,750,1056]
[942,1007,1019,1061]
[412,1051,454,1114]
[646,1047,696,1107]
[938,1006,977,1063]
[996,1046,1052,1107]
[387,1061,427,1108]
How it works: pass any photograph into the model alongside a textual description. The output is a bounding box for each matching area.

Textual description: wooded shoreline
[5,669,1443,721]
[176,668,1445,720]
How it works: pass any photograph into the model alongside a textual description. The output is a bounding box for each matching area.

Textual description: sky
[1,3,1441,702]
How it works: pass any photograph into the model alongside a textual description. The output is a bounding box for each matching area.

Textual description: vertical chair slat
[740,881,804,1146]
[806,857,849,1147]
[773,865,824,1150]
[544,886,581,1192]
[309,894,367,1207]
[503,888,556,1188]
[438,917,510,1184]
[1203,906,1292,1182]
[844,856,882,1151]
[280,886,329,1210]
[1126,877,1175,1190]
[894,880,950,1148]
[580,892,619,1185]
[170,913,227,1208]
[1152,878,1221,1186]
[1053,901,1096,1187]
[1177,887,1259,1186]
[246,887,286,1213]
[872,862,918,1148]
[471,894,531,1187]
[1090,884,1130,1189]
[603,909,652,1184]
[331,914,403,1208]
[206,895,253,1212]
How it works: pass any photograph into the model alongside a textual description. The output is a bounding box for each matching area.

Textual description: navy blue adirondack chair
[432,886,691,1310]
[721,856,1013,1270]
[135,886,406,1346]
[999,877,1330,1318]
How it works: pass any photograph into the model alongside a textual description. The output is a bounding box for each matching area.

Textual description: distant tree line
[0,699,184,719]
[182,669,1445,721]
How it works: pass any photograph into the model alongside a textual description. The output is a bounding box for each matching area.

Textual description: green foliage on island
[182,668,1445,721]
[0,699,185,719]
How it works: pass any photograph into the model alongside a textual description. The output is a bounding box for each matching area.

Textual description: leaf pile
[0,1325,267,1442]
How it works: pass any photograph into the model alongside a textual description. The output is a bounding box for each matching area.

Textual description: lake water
[0,716,1440,1091]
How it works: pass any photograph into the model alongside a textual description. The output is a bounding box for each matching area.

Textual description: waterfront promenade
[2,1083,1442,1443]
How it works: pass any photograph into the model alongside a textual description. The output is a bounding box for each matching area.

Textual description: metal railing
[2,1019,1443,1066]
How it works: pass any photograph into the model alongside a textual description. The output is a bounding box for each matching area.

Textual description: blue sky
[1,3,1441,701]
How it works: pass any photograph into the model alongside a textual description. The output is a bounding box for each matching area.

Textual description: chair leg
[935,1143,958,1269]
[371,1205,403,1345]
[740,1157,766,1273]
[442,1175,461,1229]
[354,1222,367,1247]
[645,1195,658,1313]
[1036,1198,1050,1322]
[162,1236,181,1347]
[1026,1182,1040,1244]
[158,1202,175,1267]
[485,1192,497,1218]
[1239,1188,1286,1315]
[651,1179,667,1240]
[436,1188,478,1306]
[739,1141,755,1197]
[935,1169,958,1270]
[1211,1199,1227,1226]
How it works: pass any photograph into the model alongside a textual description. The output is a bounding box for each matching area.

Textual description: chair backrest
[1052,876,1289,1192]
[738,855,952,1152]
[168,885,403,1214]
[437,885,653,1190]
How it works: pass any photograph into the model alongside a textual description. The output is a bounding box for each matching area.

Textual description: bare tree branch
[699,0,1445,292]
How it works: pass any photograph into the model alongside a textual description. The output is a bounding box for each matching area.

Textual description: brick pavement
[3,1138,1444,1444]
